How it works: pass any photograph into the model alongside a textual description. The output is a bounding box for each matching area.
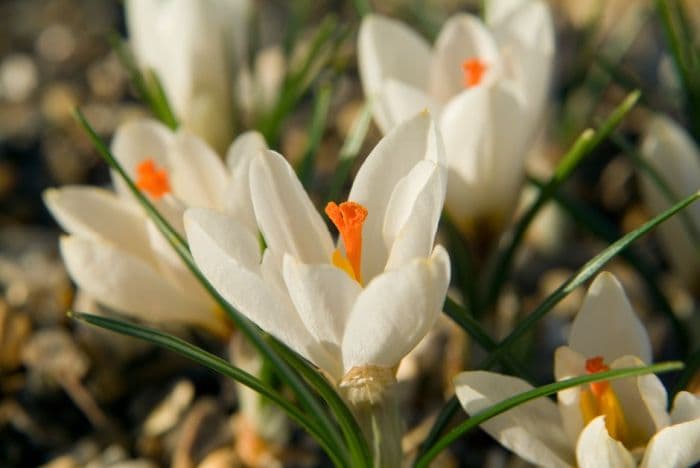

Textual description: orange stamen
[462,58,488,88]
[135,159,170,199]
[585,356,610,397]
[325,201,368,283]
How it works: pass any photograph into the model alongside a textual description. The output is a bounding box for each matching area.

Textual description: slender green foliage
[73,109,371,467]
[485,91,640,308]
[481,190,700,369]
[297,83,333,187]
[415,361,684,467]
[326,102,372,202]
[70,311,346,464]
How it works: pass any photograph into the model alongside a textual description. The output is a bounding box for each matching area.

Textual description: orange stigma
[585,356,611,397]
[135,159,170,199]
[325,201,368,283]
[579,355,629,444]
[462,58,488,88]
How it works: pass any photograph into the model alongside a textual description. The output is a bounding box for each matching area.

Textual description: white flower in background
[639,115,700,289]
[236,45,287,125]
[358,0,554,234]
[455,272,700,467]
[44,118,268,335]
[185,112,451,399]
[126,0,251,153]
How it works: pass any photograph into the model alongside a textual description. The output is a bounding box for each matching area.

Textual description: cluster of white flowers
[43,0,700,466]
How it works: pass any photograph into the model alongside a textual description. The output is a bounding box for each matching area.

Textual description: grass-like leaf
[612,130,700,246]
[268,338,373,466]
[69,310,345,464]
[297,82,333,188]
[527,175,690,356]
[481,189,700,369]
[414,361,684,467]
[73,109,370,467]
[259,16,348,144]
[326,102,372,202]
[485,90,640,309]
[110,35,178,130]
[656,0,700,138]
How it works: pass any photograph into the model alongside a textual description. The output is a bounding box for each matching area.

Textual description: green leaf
[612,130,700,247]
[351,0,372,17]
[326,102,372,203]
[656,0,700,138]
[69,310,346,465]
[527,175,690,356]
[484,90,641,308]
[297,83,333,188]
[73,110,365,467]
[414,361,684,467]
[481,189,700,369]
[110,35,178,130]
[268,338,373,466]
[259,16,348,144]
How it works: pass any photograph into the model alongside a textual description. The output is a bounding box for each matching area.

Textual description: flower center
[135,159,170,199]
[325,201,367,284]
[579,356,630,445]
[462,58,488,88]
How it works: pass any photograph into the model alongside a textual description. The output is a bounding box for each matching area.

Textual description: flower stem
[350,387,402,468]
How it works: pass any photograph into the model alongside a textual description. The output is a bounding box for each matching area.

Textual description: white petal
[43,186,153,262]
[282,255,361,355]
[429,13,501,103]
[373,78,441,133]
[144,221,212,307]
[153,0,234,152]
[488,0,554,116]
[608,355,669,442]
[569,272,652,364]
[640,418,700,468]
[341,245,450,371]
[670,391,700,424]
[349,112,444,280]
[110,119,174,198]
[249,150,334,264]
[358,14,431,101]
[125,0,162,73]
[440,81,529,226]
[454,371,574,468]
[575,416,635,468]
[60,235,218,330]
[639,115,700,286]
[383,161,446,269]
[554,346,587,447]
[167,130,229,209]
[223,131,267,231]
[226,131,268,172]
[184,208,261,269]
[183,208,340,377]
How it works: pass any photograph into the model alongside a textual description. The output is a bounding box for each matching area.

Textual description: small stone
[143,380,195,437]
[36,23,76,63]
[0,301,32,371]
[197,447,240,468]
[22,329,90,381]
[0,54,38,102]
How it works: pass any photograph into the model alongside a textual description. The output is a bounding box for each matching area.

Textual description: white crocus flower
[358,0,554,234]
[455,272,700,468]
[186,112,450,466]
[44,118,267,335]
[639,115,700,290]
[184,112,450,390]
[126,0,251,153]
